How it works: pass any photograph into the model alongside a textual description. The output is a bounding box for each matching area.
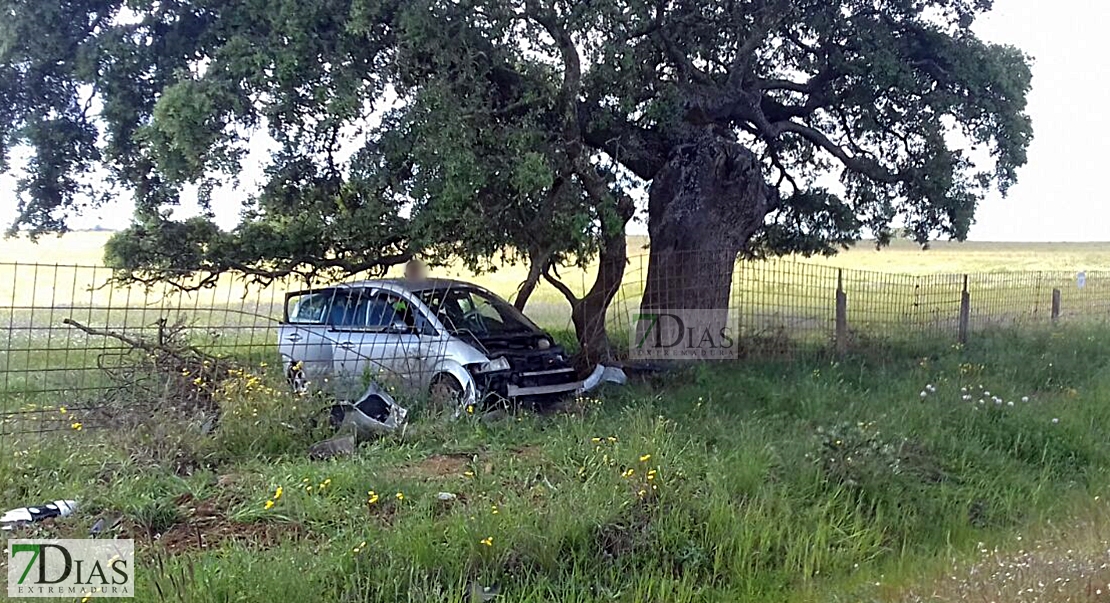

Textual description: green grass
[3,326,1110,601]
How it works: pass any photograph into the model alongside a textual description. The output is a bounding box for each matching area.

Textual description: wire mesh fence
[0,256,1105,440]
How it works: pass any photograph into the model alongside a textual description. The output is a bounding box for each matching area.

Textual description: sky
[968,0,1110,241]
[0,0,1105,242]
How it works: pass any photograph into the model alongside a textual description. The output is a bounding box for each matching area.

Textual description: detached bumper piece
[333,382,409,442]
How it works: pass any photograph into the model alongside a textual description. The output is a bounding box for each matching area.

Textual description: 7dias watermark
[8,539,133,598]
[631,310,739,360]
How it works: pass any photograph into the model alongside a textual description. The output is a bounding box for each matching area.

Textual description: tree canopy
[0,0,1032,355]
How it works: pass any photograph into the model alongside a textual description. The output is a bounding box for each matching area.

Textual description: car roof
[330,278,485,294]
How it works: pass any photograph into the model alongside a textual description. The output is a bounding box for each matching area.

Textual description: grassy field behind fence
[5,234,1110,416]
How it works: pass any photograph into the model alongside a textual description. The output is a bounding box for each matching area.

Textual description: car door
[329,288,430,396]
[374,290,442,392]
[279,290,339,386]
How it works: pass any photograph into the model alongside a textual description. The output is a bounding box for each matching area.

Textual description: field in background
[4,231,1109,328]
[6,233,1110,412]
[7,231,1110,276]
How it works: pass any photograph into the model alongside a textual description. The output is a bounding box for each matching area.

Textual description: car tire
[428,374,465,414]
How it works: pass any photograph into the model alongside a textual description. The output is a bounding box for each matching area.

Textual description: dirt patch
[151,517,301,554]
[123,494,307,554]
[398,453,473,480]
[890,501,1110,602]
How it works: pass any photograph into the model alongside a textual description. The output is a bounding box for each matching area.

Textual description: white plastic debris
[579,365,629,393]
[336,382,409,442]
[1,500,78,531]
[436,492,458,502]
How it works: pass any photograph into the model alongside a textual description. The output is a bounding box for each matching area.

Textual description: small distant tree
[0,0,1032,362]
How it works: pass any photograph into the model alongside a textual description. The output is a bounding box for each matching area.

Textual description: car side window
[289,292,330,323]
[327,293,368,328]
[329,290,429,333]
[366,297,400,328]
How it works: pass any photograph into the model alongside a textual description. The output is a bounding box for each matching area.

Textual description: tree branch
[542,264,580,306]
[773,120,899,184]
[578,102,669,179]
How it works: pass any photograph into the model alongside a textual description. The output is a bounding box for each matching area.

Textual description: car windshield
[417,286,538,337]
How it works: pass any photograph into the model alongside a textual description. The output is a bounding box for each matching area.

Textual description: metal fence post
[958,275,970,345]
[835,269,848,354]
[1052,288,1062,324]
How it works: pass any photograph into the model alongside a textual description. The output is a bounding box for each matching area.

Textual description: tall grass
[2,326,1110,601]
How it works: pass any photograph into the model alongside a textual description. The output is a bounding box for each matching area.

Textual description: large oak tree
[0,0,1031,360]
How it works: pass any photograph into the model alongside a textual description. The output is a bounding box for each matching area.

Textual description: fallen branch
[63,318,222,362]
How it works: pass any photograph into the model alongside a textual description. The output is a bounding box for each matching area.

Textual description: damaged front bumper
[503,364,628,399]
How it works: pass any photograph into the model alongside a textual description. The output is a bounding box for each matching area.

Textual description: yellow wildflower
[639,454,652,463]
[479,536,493,547]
[274,486,283,500]
[395,492,405,501]
[264,500,275,510]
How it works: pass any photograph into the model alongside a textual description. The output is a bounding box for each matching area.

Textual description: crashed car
[278,278,604,413]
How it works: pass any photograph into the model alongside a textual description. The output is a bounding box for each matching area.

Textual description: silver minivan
[278,278,586,410]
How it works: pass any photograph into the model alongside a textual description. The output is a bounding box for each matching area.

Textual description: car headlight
[475,357,511,374]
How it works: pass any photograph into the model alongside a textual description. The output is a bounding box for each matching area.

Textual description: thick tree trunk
[640,132,775,313]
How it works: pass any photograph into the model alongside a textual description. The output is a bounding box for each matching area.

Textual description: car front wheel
[428,374,466,414]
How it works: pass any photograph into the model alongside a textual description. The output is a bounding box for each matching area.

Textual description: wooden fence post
[835,269,848,354]
[958,275,970,345]
[1052,288,1062,324]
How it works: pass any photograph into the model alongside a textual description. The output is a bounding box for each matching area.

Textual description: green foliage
[0,0,1032,283]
